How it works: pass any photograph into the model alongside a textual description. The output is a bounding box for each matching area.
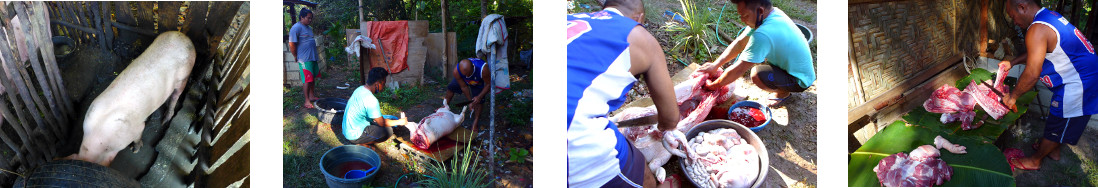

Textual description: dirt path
[1000,101,1098,186]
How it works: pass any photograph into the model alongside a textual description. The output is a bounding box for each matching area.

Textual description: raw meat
[684,128,759,188]
[612,106,691,183]
[924,85,965,113]
[966,80,1009,120]
[924,72,1012,130]
[728,107,766,128]
[933,136,966,154]
[874,145,953,187]
[409,99,468,149]
[924,85,981,129]
[675,69,737,132]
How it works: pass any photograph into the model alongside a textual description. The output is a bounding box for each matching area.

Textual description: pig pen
[0,2,250,187]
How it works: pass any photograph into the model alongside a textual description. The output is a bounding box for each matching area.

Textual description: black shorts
[448,78,485,97]
[601,139,646,187]
[753,64,807,92]
[350,124,393,144]
[1044,115,1091,145]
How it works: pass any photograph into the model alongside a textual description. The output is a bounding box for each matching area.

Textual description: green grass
[773,0,815,23]
[284,86,303,111]
[376,83,441,115]
[1085,158,1098,186]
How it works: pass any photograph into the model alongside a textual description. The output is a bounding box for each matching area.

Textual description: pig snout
[73,31,195,166]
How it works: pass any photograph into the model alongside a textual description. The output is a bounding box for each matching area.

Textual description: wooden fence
[0,1,249,187]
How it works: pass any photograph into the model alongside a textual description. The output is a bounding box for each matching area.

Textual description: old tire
[14,160,139,188]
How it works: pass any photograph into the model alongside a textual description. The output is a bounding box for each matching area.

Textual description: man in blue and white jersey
[566,0,687,187]
[1002,0,1098,170]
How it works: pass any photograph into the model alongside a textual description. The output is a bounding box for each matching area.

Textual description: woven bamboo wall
[848,0,960,108]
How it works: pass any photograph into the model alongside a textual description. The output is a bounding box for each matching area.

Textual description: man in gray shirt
[290,8,320,108]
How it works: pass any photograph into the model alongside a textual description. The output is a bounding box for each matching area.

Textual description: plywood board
[426,33,447,76]
[446,32,458,79]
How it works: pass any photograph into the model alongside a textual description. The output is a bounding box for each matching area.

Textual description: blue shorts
[1044,115,1091,145]
[448,78,485,97]
[753,64,807,92]
[602,137,646,187]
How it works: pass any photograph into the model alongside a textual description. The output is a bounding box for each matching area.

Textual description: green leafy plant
[664,0,733,63]
[848,68,1035,186]
[508,148,529,164]
[417,140,491,188]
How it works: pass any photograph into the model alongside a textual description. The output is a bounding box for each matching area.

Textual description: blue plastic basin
[728,101,772,132]
[319,145,381,188]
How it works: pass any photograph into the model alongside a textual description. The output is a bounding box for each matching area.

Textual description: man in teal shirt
[699,0,815,106]
[344,67,408,144]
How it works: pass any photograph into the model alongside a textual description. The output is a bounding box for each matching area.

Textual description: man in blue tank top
[566,0,689,187]
[445,58,491,131]
[1002,0,1098,170]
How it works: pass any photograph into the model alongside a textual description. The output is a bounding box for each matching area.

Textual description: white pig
[66,31,195,166]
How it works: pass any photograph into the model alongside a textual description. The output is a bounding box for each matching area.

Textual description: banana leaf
[849,68,1037,187]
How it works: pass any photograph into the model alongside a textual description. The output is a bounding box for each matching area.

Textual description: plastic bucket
[314,98,348,126]
[728,100,772,132]
[680,120,769,188]
[319,145,382,188]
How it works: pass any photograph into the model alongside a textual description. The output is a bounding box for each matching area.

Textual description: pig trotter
[132,140,142,153]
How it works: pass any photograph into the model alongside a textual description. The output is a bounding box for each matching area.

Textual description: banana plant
[849,68,1035,186]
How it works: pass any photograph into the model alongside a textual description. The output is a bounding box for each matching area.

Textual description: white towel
[344,35,376,58]
[476,14,511,91]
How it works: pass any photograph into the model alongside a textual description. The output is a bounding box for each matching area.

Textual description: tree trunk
[441,0,448,32]
[480,0,487,18]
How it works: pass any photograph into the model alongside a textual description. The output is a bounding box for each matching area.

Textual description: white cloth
[476,14,511,91]
[344,35,376,58]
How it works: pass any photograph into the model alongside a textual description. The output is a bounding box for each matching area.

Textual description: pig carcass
[409,99,468,149]
[874,145,953,187]
[67,31,196,166]
[674,69,737,132]
[611,106,690,183]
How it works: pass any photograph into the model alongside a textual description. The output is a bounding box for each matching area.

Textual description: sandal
[1004,148,1037,171]
[767,96,792,107]
[1008,157,1039,171]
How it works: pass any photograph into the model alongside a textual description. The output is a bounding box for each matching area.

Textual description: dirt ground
[283,62,533,187]
[998,90,1098,186]
[607,0,818,187]
[660,79,818,188]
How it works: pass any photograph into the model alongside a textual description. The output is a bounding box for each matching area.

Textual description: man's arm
[699,29,752,75]
[1004,25,1052,110]
[374,116,408,127]
[288,26,299,61]
[453,66,474,102]
[705,60,755,90]
[289,42,298,61]
[627,26,680,131]
[474,67,492,102]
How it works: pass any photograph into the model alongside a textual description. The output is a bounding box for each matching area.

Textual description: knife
[977,80,1012,108]
[614,113,659,127]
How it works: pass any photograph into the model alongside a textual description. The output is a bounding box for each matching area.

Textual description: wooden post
[441,0,448,78]
[480,0,487,18]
